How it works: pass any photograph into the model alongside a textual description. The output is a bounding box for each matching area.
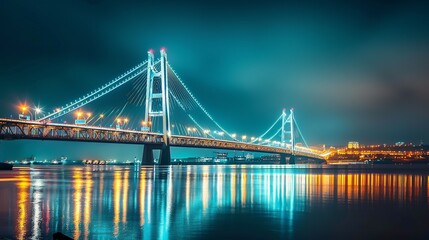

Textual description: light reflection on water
[0,165,429,239]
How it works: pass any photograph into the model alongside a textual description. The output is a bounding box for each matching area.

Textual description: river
[1,164,429,239]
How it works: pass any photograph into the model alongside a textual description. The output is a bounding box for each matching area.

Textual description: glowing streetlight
[76,111,83,119]
[203,129,210,137]
[34,107,42,120]
[251,137,256,141]
[18,104,32,120]
[97,114,105,127]
[20,105,28,114]
[115,118,122,130]
[241,135,247,141]
[231,133,237,139]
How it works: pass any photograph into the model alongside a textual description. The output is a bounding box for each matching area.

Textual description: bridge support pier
[142,145,155,165]
[159,144,171,165]
[279,154,296,164]
[289,155,296,164]
[142,144,171,165]
[280,153,287,164]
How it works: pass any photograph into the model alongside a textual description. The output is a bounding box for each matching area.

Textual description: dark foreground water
[1,165,429,239]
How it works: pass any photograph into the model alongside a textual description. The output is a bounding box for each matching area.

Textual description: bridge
[0,49,325,164]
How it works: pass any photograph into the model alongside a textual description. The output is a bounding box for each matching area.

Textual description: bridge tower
[142,49,171,165]
[280,108,295,164]
[289,108,295,164]
[281,108,287,144]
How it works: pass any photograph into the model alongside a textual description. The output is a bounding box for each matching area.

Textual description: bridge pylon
[280,108,295,164]
[142,49,171,165]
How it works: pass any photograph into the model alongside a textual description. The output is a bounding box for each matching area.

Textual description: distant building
[395,142,405,146]
[348,141,359,149]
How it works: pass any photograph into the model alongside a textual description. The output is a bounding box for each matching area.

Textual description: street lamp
[19,104,32,120]
[218,131,224,139]
[116,118,122,129]
[34,107,42,120]
[241,135,247,142]
[21,105,27,114]
[231,133,237,139]
[203,129,210,137]
[76,111,83,119]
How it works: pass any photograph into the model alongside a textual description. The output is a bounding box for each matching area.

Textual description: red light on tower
[160,47,166,52]
[148,49,153,54]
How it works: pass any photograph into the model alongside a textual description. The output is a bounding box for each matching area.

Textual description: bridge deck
[0,118,323,160]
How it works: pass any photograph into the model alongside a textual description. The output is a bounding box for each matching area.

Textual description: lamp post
[116,118,122,129]
[218,131,224,139]
[76,111,83,119]
[203,129,210,137]
[21,105,27,115]
[122,118,128,129]
[34,107,42,120]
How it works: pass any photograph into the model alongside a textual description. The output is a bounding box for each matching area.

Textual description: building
[348,141,359,149]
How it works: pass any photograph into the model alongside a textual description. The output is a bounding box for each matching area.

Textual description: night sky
[1,0,428,160]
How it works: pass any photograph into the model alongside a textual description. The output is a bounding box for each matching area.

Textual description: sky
[0,0,428,160]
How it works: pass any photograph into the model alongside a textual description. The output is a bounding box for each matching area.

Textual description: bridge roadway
[0,118,323,161]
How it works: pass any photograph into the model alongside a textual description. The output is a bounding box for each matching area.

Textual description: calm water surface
[1,165,429,239]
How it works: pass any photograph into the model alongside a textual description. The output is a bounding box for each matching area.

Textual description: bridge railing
[0,118,324,159]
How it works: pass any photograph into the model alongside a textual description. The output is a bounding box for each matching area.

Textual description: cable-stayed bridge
[0,49,324,164]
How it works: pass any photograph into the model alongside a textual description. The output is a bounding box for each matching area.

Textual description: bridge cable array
[32,55,311,151]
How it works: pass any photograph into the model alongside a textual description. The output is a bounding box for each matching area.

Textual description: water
[1,165,429,239]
